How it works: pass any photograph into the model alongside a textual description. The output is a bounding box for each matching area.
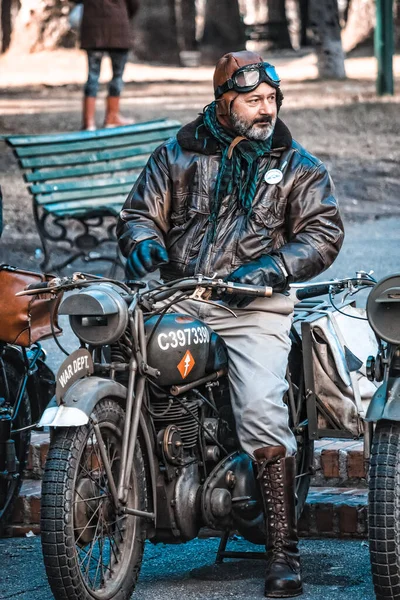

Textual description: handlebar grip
[25,281,51,291]
[225,282,273,297]
[296,284,331,300]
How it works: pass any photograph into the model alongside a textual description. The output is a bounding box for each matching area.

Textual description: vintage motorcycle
[18,270,373,600]
[0,264,57,534]
[364,273,400,600]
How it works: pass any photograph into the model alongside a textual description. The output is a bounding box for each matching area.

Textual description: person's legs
[104,49,133,127]
[171,295,302,597]
[83,50,103,130]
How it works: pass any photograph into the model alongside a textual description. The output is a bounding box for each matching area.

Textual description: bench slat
[30,174,138,194]
[21,141,162,168]
[46,195,126,218]
[36,182,134,205]
[25,156,149,182]
[14,127,179,158]
[7,119,181,146]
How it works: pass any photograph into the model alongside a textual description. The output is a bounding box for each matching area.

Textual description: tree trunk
[299,0,310,46]
[200,0,246,64]
[133,0,180,64]
[1,0,19,53]
[341,0,375,53]
[396,0,400,47]
[7,0,74,54]
[309,0,346,79]
[265,0,292,49]
[176,0,197,51]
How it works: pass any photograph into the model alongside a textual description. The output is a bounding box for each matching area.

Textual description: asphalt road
[0,535,375,600]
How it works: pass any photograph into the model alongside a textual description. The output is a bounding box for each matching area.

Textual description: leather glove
[125,240,169,280]
[222,254,288,309]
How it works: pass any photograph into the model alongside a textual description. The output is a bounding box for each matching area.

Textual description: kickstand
[215,530,266,564]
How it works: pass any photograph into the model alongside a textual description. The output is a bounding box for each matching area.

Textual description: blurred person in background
[117,50,344,598]
[74,0,139,130]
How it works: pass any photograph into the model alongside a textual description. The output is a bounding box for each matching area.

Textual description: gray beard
[231,111,276,142]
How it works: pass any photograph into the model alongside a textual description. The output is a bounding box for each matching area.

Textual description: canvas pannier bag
[0,265,63,347]
[308,304,378,437]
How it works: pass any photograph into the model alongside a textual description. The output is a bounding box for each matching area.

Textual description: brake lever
[188,285,238,318]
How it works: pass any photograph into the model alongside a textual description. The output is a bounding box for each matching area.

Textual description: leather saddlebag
[0,265,63,347]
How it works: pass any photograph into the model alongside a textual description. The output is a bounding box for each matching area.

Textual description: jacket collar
[177,114,292,155]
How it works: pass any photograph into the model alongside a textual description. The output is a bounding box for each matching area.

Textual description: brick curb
[5,434,368,538]
[25,433,368,487]
[5,481,368,539]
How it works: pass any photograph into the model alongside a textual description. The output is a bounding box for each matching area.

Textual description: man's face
[230,82,278,141]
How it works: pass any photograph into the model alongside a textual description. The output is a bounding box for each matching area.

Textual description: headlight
[59,283,129,345]
[367,274,400,345]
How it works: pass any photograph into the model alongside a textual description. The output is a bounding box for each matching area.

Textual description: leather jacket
[117,116,344,283]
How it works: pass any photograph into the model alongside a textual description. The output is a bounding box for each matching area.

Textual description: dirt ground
[0,48,399,267]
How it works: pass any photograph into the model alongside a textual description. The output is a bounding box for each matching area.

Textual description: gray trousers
[165,293,297,458]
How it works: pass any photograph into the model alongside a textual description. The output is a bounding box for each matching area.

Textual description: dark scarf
[200,101,273,235]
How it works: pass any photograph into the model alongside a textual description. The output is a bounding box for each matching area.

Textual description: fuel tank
[145,313,228,387]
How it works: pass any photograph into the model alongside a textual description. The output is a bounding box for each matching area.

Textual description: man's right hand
[125,240,169,280]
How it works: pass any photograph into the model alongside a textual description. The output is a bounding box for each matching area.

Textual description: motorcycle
[364,273,400,600]
[0,340,56,534]
[19,270,372,600]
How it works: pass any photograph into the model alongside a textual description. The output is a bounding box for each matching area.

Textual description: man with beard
[117,51,344,598]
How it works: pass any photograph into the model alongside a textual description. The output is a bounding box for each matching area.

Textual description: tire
[41,399,148,600]
[369,419,400,600]
[0,361,31,534]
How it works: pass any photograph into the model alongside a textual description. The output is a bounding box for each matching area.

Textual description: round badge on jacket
[264,169,283,184]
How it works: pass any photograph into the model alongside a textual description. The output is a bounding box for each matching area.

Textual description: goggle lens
[234,68,260,88]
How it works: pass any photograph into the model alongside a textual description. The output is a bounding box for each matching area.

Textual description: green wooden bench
[6,119,181,274]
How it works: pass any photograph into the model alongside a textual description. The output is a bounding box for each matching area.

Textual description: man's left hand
[222,254,288,308]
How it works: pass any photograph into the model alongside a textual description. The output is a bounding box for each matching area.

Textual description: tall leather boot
[104,96,134,128]
[82,96,96,131]
[254,446,302,598]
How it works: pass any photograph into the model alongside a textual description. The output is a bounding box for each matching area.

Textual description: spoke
[77,543,92,574]
[74,494,110,504]
[109,446,119,470]
[108,531,120,565]
[78,464,109,495]
[74,500,103,546]
[93,527,104,588]
[84,514,102,588]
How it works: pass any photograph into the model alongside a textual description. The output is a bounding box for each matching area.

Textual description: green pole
[375,0,394,95]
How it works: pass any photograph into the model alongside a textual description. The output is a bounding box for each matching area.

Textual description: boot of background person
[104,96,134,128]
[254,446,303,598]
[82,96,96,131]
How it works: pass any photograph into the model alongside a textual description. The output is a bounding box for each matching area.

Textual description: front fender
[365,378,400,422]
[39,376,157,518]
[39,377,127,426]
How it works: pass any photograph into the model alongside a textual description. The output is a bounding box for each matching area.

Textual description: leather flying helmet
[213,50,281,130]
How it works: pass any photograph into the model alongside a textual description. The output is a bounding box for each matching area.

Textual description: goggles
[215,62,281,99]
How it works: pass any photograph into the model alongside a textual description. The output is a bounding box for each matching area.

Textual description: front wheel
[369,419,400,599]
[41,399,148,600]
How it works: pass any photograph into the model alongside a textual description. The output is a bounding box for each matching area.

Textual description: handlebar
[15,271,376,305]
[145,277,273,303]
[295,283,335,300]
[293,273,376,301]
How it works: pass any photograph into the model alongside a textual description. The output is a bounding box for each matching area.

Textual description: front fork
[363,420,374,480]
[92,306,156,520]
